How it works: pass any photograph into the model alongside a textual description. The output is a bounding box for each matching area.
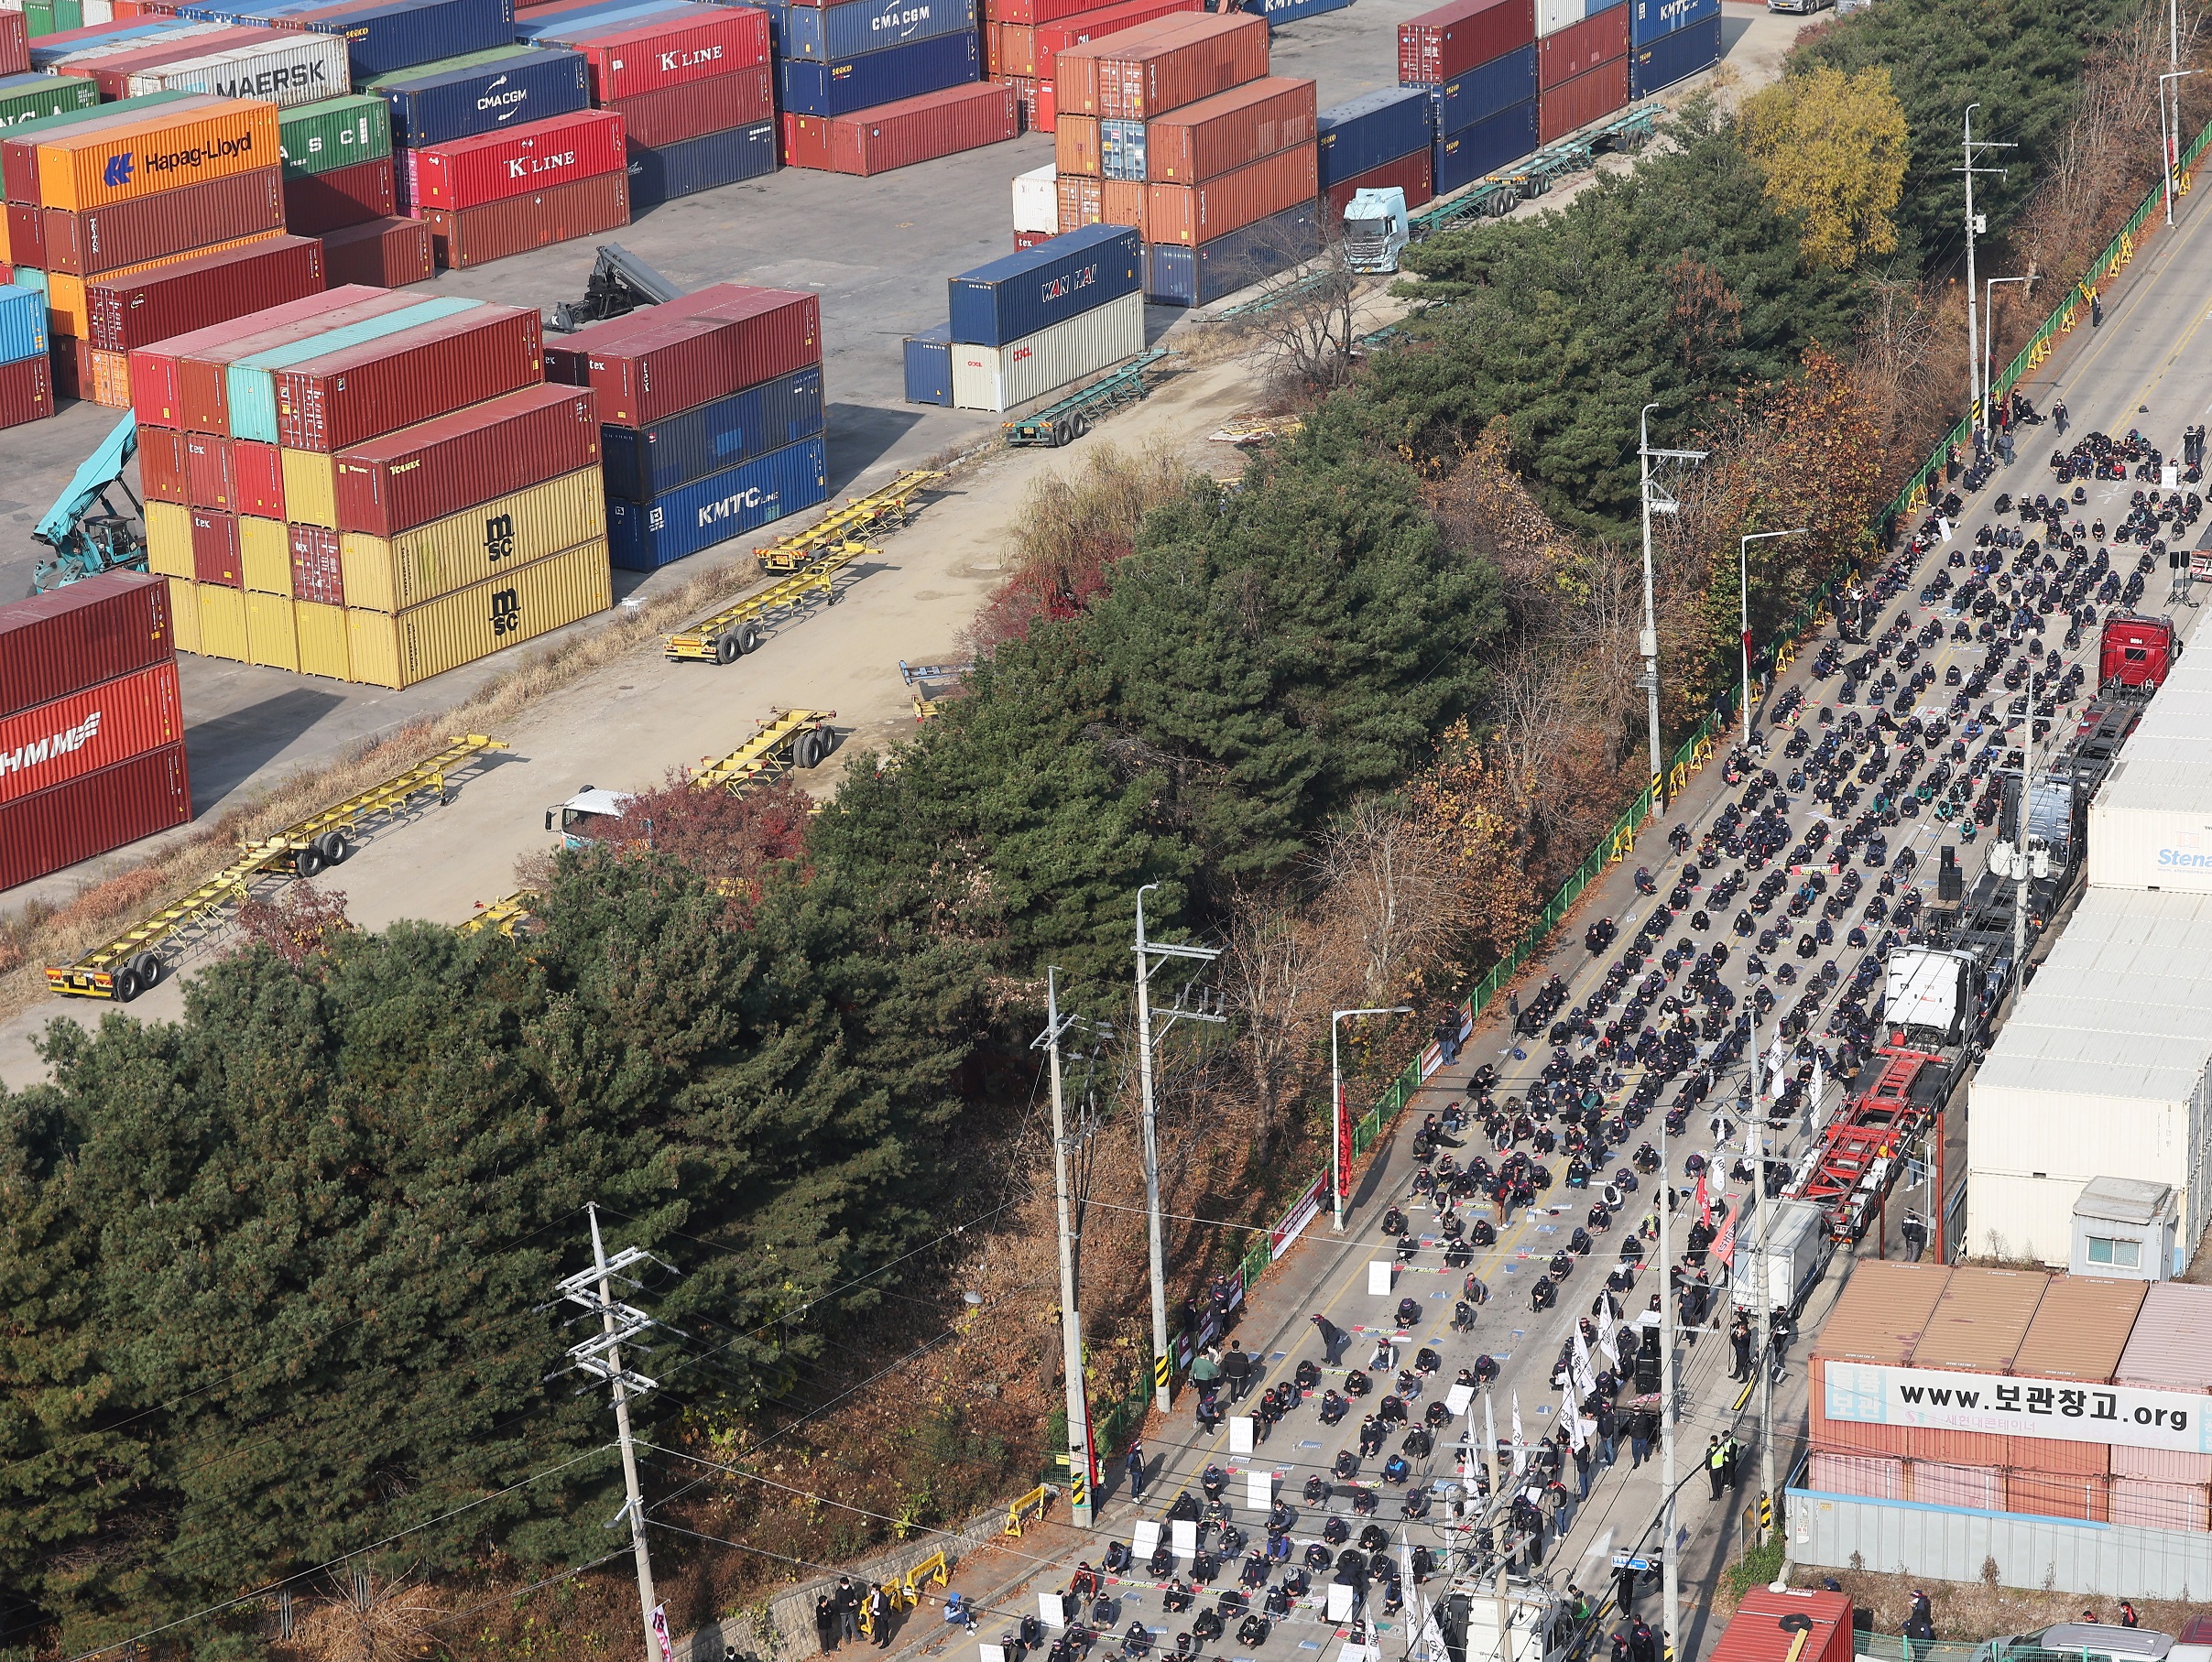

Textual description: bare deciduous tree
[1231,233,1362,399]
[1313,799,1463,1005]
[1218,889,1338,1163]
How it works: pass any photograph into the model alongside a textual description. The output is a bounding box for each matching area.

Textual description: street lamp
[2162,71,2201,225]
[1984,276,2033,441]
[1738,528,1808,746]
[1332,1005,1411,1232]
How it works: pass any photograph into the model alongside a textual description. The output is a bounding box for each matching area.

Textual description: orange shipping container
[2108,1478,2211,1532]
[1095,11,1268,118]
[1102,177,1145,235]
[1711,1592,1854,1662]
[2015,1276,2147,1382]
[1056,171,1103,228]
[89,349,130,408]
[2004,1472,2108,1524]
[32,99,278,212]
[1905,1460,2001,1510]
[1143,76,1316,182]
[1051,11,1191,114]
[1144,142,1314,246]
[1808,1261,1950,1461]
[1057,114,1101,175]
[994,22,1041,76]
[1807,1452,1902,1500]
[1900,1267,2053,1470]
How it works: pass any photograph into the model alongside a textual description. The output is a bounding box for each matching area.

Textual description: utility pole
[1033,969,1112,1526]
[1133,885,1224,1415]
[1658,1050,1679,1659]
[1751,987,1776,1548]
[1959,106,2015,440]
[553,1207,678,1662]
[2162,71,2200,225]
[1639,405,1707,811]
[2013,658,2036,996]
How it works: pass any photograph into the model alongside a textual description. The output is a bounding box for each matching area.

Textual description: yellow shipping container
[146,499,194,579]
[42,230,282,338]
[295,601,350,680]
[198,583,246,661]
[240,515,290,595]
[282,448,338,529]
[339,467,605,614]
[35,100,278,212]
[166,575,200,657]
[345,539,611,690]
[245,592,298,671]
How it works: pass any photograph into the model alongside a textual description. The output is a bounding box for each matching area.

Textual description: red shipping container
[272,303,543,452]
[1009,0,1205,82]
[1324,147,1433,220]
[1,93,220,205]
[0,661,184,806]
[420,170,629,271]
[537,8,773,102]
[82,234,326,354]
[1538,3,1628,89]
[1052,11,1208,113]
[1711,1592,1855,1662]
[129,285,406,430]
[232,440,285,517]
[1144,142,1313,245]
[288,525,343,605]
[607,65,773,147]
[1536,55,1625,146]
[3,202,42,268]
[0,571,174,721]
[783,83,1019,177]
[544,283,819,428]
[0,9,26,76]
[1905,1424,2109,1476]
[42,165,285,279]
[139,423,190,504]
[319,217,433,288]
[332,383,602,538]
[1143,76,1316,182]
[410,110,627,212]
[184,432,234,511]
[1014,227,1048,250]
[990,0,1117,30]
[2005,1472,2108,1523]
[0,353,53,427]
[284,156,395,237]
[1056,113,1099,175]
[0,743,192,895]
[1090,13,1269,118]
[1399,0,1535,85]
[1002,73,1055,129]
[48,336,88,404]
[190,508,241,587]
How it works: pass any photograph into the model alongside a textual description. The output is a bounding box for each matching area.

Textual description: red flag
[1712,1204,1738,1268]
[1694,1170,1712,1230]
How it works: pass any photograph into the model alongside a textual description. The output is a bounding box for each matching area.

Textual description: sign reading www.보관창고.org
[1822,1362,2212,1454]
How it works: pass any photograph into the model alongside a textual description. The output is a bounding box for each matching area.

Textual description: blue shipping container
[948,223,1141,347]
[1629,11,1718,92]
[29,24,178,67]
[1316,85,1430,188]
[1238,0,1354,23]
[606,436,831,570]
[777,32,980,120]
[602,364,826,501]
[758,0,976,61]
[516,0,696,38]
[627,120,779,209]
[366,47,589,148]
[179,0,518,76]
[1629,0,1716,48]
[1143,200,1320,307]
[1428,43,1534,138]
[0,283,47,366]
[903,326,952,407]
[1101,118,1145,182]
[1432,98,1536,195]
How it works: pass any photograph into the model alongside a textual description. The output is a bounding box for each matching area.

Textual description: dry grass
[1802,1564,2203,1643]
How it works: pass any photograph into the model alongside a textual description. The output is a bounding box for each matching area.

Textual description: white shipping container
[1012,161,1060,234]
[2089,772,2212,893]
[1538,0,1590,32]
[952,289,1144,413]
[125,33,353,107]
[82,0,115,20]
[1730,1198,1832,1313]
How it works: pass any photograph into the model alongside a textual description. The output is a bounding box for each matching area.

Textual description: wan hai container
[947,222,1139,347]
[950,288,1142,412]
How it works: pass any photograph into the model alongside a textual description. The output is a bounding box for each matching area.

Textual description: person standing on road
[1729,1313,1754,1382]
[1311,1313,1350,1367]
[1629,1618,1659,1662]
[867,1583,891,1649]
[835,1577,860,1647]
[1706,1435,1727,1499]
[1223,1340,1252,1404]
[1613,1559,1638,1620]
[1127,1441,1148,1499]
[1722,1432,1742,1491]
[1192,1347,1223,1396]
[1628,1410,1654,1470]
[1901,1211,1928,1263]
[1573,1437,1592,1500]
[1596,1401,1618,1468]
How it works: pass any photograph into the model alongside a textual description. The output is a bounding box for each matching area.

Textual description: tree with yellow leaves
[1741,65,1910,269]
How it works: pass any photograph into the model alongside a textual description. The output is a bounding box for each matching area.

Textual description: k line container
[344,536,612,689]
[333,382,601,535]
[534,6,770,101]
[901,323,949,406]
[1626,8,1715,92]
[1534,53,1621,144]
[422,168,627,265]
[1087,11,1267,119]
[284,152,395,231]
[988,0,1202,82]
[339,465,604,612]
[547,283,820,428]
[1322,145,1430,219]
[83,231,324,352]
[0,741,191,894]
[223,293,480,442]
[1144,140,1313,245]
[124,30,350,105]
[0,350,52,422]
[319,212,432,284]
[30,97,277,212]
[599,363,823,501]
[273,301,543,451]
[782,81,1018,175]
[409,107,624,210]
[0,570,174,720]
[607,64,770,146]
[950,286,1141,411]
[1140,196,1315,305]
[777,32,979,120]
[1427,41,1532,135]
[0,71,102,130]
[759,0,975,60]
[1316,86,1429,185]
[278,91,389,176]
[40,162,282,277]
[366,45,589,148]
[947,221,1139,346]
[1431,98,1533,193]
[1140,75,1313,182]
[626,120,773,206]
[1628,0,1712,45]
[1537,1,1623,87]
[128,281,401,428]
[1397,0,1533,84]
[604,432,826,570]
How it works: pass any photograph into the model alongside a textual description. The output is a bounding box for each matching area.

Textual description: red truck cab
[2099,612,2178,690]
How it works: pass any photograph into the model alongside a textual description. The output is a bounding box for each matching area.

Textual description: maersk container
[1141,196,1314,306]
[1627,10,1716,91]
[123,32,351,106]
[0,281,44,364]
[1432,96,1534,193]
[626,118,776,208]
[947,222,1140,347]
[777,32,979,120]
[0,71,101,129]
[1628,0,1714,48]
[1315,85,1427,188]
[759,0,976,61]
[1426,41,1533,136]
[365,45,589,147]
[950,287,1142,412]
[0,570,174,722]
[605,433,828,570]
[901,324,950,407]
[600,363,823,500]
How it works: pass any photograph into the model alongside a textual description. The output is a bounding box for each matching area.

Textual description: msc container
[0,570,173,720]
[333,383,601,535]
[139,422,188,500]
[1316,85,1433,187]
[1535,53,1622,144]
[1087,11,1267,119]
[950,286,1140,411]
[547,284,821,428]
[0,742,191,894]
[289,522,343,603]
[273,302,542,451]
[759,0,975,60]
[41,163,282,277]
[1322,145,1430,219]
[533,6,770,101]
[319,212,432,284]
[409,107,624,210]
[339,465,603,612]
[1144,140,1313,245]
[947,222,1139,346]
[225,294,480,441]
[990,0,1203,82]
[422,168,628,265]
[1011,158,1057,231]
[1627,8,1716,92]
[1398,0,1533,84]
[1537,1,1623,86]
[607,64,771,147]
[2108,1479,2211,1532]
[365,45,588,148]
[604,432,825,570]
[30,97,277,212]
[1431,98,1533,194]
[258,0,518,80]
[782,81,1019,176]
[1141,76,1313,182]
[284,152,395,232]
[1428,41,1533,136]
[0,277,43,361]
[777,32,979,119]
[599,363,823,501]
[901,323,949,407]
[127,281,401,429]
[343,536,612,689]
[1628,0,1713,44]
[1142,193,1315,304]
[0,71,101,130]
[1806,1452,1903,1501]
[83,233,324,353]
[0,349,51,422]
[124,30,349,105]
[278,91,390,177]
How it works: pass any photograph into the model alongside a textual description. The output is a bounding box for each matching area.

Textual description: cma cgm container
[273,302,544,451]
[777,32,980,119]
[408,108,625,210]
[1425,42,1532,136]
[83,234,325,353]
[1143,196,1316,305]
[1538,2,1625,87]
[1398,0,1534,85]
[1142,76,1315,183]
[948,223,1139,346]
[782,82,1018,176]
[0,743,191,894]
[901,325,950,407]
[1145,142,1313,245]
[759,0,977,60]
[332,383,602,536]
[625,121,775,207]
[0,571,174,720]
[1627,11,1716,93]
[365,45,590,148]
[950,287,1142,411]
[1629,0,1715,46]
[1432,98,1533,193]
[547,284,821,427]
[344,538,612,689]
[0,661,183,806]
[604,432,827,570]
[1316,84,1429,186]
[599,363,824,501]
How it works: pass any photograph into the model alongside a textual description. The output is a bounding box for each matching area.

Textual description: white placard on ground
[1040,1594,1067,1630]
[1133,1520,1160,1557]
[981,1646,1007,1662]
[1172,1519,1199,1555]
[1230,1416,1255,1453]
[1247,1467,1272,1510]
[1327,1583,1356,1622]
[1445,1384,1474,1417]
[1368,1261,1393,1296]
[1336,1646,1382,1662]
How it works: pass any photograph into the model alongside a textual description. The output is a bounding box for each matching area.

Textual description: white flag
[651,1604,673,1662]
[1562,1384,1585,1450]
[1484,1393,1498,1483]
[1811,1058,1825,1119]
[1765,1039,1788,1096]
[1511,1394,1526,1474]
[1596,1304,1620,1370]
[1571,1327,1599,1400]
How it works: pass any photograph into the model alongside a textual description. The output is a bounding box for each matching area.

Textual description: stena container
[598,363,825,502]
[947,221,1140,346]
[604,433,828,570]
[950,287,1142,411]
[1315,84,1429,186]
[902,324,950,407]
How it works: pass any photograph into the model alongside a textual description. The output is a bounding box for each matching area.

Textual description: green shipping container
[0,75,99,130]
[22,1,54,38]
[279,94,392,180]
[0,92,201,148]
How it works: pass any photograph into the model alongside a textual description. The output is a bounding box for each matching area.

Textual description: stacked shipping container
[1625,0,1716,97]
[1315,83,1429,221]
[985,0,1199,132]
[0,273,52,425]
[907,221,1139,409]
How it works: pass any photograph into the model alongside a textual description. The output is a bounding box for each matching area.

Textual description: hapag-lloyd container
[951,286,1141,412]
[1316,85,1430,187]
[607,63,769,146]
[1535,53,1621,145]
[546,284,820,428]
[600,362,823,500]
[782,81,1017,176]
[1141,197,1317,306]
[274,302,542,451]
[535,6,771,101]
[125,31,350,105]
[284,153,394,231]
[0,743,191,894]
[1141,75,1314,183]
[1398,0,1535,85]
[1322,145,1430,220]
[1626,6,1716,89]
[1428,41,1533,135]
[1537,1,1624,87]
[422,168,627,265]
[319,212,433,285]
[128,281,399,428]
[278,92,389,177]
[344,537,612,690]
[776,32,979,119]
[1081,11,1267,120]
[31,97,278,212]
[225,294,480,441]
[339,465,604,612]
[0,570,173,721]
[364,45,590,147]
[1431,98,1533,193]
[947,222,1137,347]
[1628,0,1712,46]
[332,382,601,536]
[0,73,102,133]
[83,233,324,352]
[409,107,623,210]
[625,122,774,207]
[1,93,215,204]
[40,162,281,277]
[0,659,182,805]
[987,0,1202,83]
[759,0,975,60]
[604,433,826,570]
[1145,140,1312,246]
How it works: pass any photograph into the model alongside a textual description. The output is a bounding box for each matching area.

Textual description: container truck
[1731,1197,1834,1314]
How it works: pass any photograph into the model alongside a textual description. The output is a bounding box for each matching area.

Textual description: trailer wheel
[1072,412,1093,439]
[130,952,162,989]
[317,830,352,865]
[112,968,142,1004]
[715,633,743,664]
[1052,418,1074,448]
[739,623,762,654]
[792,732,819,768]
[295,847,327,879]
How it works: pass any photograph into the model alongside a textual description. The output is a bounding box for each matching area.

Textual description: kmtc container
[759,0,975,60]
[30,97,278,212]
[901,325,949,407]
[0,570,174,721]
[128,282,400,428]
[0,743,191,895]
[606,65,771,146]
[604,432,826,570]
[365,45,588,147]
[777,32,979,120]
[1323,146,1430,219]
[533,6,770,101]
[546,284,820,427]
[1398,0,1535,84]
[422,168,627,264]
[599,363,823,500]
[947,222,1139,347]
[1316,85,1430,186]
[125,31,350,105]
[1081,11,1267,119]
[284,153,394,231]
[1141,196,1315,305]
[225,293,480,441]
[344,537,612,689]
[1142,75,1314,182]
[1432,97,1533,193]
[1628,0,1713,45]
[0,660,183,805]
[84,234,324,352]
[0,72,101,129]
[782,81,1018,176]
[1144,141,1313,244]
[333,383,602,535]
[1428,41,1532,136]
[278,92,390,177]
[625,120,774,206]
[409,107,624,209]
[950,286,1141,411]
[339,465,605,611]
[1627,10,1716,92]
[274,302,542,451]
[1537,1,1623,86]
[42,163,283,276]
[2,93,215,204]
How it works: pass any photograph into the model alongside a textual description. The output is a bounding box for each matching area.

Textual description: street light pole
[1958,106,2015,440]
[1640,405,1707,812]
[1333,1006,1411,1231]
[1983,276,2033,442]
[1738,529,1808,747]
